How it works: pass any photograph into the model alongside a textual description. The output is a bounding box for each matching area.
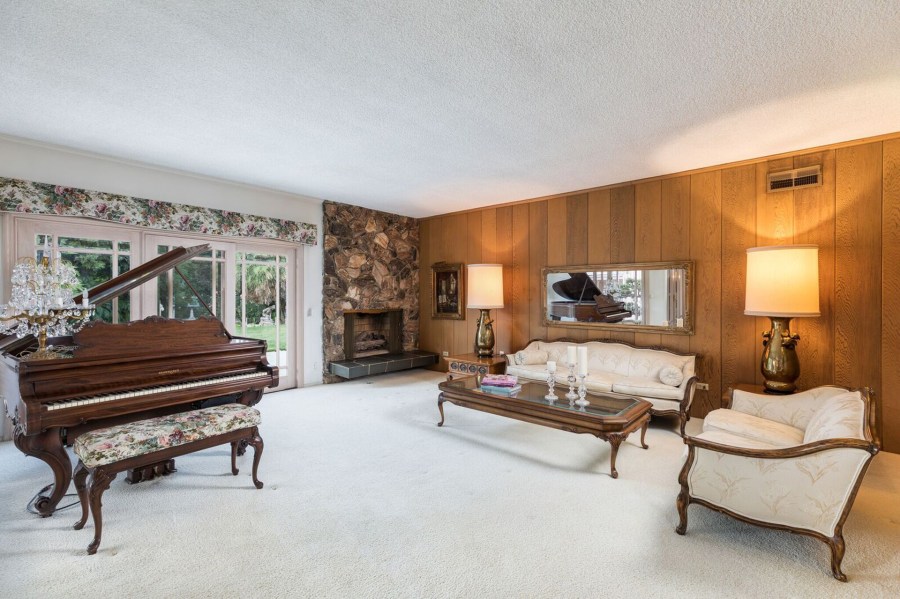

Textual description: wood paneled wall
[419,134,900,452]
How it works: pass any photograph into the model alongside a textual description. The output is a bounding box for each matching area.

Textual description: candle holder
[0,255,94,361]
[565,361,578,402]
[575,374,590,407]
[544,370,557,401]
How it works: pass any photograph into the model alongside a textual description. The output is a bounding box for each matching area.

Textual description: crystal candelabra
[575,374,590,407]
[0,254,94,360]
[544,362,557,401]
[565,361,578,402]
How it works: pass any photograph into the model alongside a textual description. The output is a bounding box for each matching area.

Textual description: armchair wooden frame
[675,387,880,582]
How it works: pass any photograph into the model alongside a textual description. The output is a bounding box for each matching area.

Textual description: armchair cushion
[703,409,804,447]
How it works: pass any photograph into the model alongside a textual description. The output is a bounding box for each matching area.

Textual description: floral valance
[0,177,317,246]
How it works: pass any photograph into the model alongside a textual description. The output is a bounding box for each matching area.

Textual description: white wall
[0,134,325,388]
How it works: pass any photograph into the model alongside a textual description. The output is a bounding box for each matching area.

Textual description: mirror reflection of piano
[548,272,632,323]
[1,244,279,516]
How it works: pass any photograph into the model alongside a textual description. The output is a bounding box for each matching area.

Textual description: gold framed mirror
[541,261,694,335]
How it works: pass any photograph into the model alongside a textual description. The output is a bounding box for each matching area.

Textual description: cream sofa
[505,339,698,431]
[676,385,880,581]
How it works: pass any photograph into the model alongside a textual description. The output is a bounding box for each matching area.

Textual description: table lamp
[467,264,504,357]
[744,245,820,393]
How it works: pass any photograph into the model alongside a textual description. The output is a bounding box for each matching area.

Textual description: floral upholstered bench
[72,403,264,555]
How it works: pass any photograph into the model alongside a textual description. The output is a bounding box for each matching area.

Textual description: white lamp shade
[467,264,504,309]
[745,245,820,317]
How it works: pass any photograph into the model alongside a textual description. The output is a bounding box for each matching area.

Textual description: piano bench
[71,403,264,555]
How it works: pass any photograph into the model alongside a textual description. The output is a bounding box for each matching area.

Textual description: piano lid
[0,244,211,353]
[551,272,602,302]
[74,243,211,307]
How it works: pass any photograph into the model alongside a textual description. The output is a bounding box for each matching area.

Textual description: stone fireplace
[323,200,437,381]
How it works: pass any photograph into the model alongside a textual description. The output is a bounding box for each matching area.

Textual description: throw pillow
[659,366,684,387]
[517,349,549,365]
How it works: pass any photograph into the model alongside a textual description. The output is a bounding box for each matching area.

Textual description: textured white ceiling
[1,1,899,217]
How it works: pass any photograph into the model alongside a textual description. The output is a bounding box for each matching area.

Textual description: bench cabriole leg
[87,469,116,555]
[248,429,264,489]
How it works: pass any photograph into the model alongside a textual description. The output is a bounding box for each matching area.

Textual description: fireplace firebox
[343,309,403,360]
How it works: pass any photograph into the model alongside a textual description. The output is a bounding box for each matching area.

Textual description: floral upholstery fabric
[703,409,804,447]
[73,404,261,468]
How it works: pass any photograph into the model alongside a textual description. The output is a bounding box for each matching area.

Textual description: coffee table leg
[640,416,649,449]
[437,393,446,427]
[606,434,624,479]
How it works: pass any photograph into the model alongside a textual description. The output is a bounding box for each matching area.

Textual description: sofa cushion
[803,392,866,444]
[658,366,684,387]
[610,376,685,400]
[703,409,803,447]
[506,363,550,381]
[694,429,782,450]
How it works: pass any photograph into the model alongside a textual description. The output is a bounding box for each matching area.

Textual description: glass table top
[440,375,643,417]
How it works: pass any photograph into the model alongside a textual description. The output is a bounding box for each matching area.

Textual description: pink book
[481,374,518,387]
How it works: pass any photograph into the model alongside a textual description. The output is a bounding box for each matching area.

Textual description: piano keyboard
[45,372,267,411]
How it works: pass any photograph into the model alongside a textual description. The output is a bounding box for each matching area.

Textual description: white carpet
[1,370,898,598]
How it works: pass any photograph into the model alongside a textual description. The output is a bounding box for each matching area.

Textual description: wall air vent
[766,165,822,192]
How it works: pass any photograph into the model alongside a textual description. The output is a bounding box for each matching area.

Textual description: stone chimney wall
[322,201,418,382]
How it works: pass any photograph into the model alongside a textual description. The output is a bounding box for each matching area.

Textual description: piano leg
[13,427,72,517]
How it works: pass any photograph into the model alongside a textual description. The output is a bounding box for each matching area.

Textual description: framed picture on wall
[431,262,464,320]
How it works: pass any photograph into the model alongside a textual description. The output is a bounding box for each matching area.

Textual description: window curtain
[0,177,317,246]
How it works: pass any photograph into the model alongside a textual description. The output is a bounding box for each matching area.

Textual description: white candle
[577,346,588,376]
[567,346,577,365]
[43,238,50,259]
[547,360,556,373]
[82,291,89,308]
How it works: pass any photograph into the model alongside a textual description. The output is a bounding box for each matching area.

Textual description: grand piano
[548,272,632,323]
[1,244,279,516]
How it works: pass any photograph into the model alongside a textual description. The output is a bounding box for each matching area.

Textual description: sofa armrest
[678,376,699,436]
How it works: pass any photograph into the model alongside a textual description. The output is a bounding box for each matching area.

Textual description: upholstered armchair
[675,385,880,581]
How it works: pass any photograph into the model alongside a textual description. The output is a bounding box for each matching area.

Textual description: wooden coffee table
[438,376,651,478]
